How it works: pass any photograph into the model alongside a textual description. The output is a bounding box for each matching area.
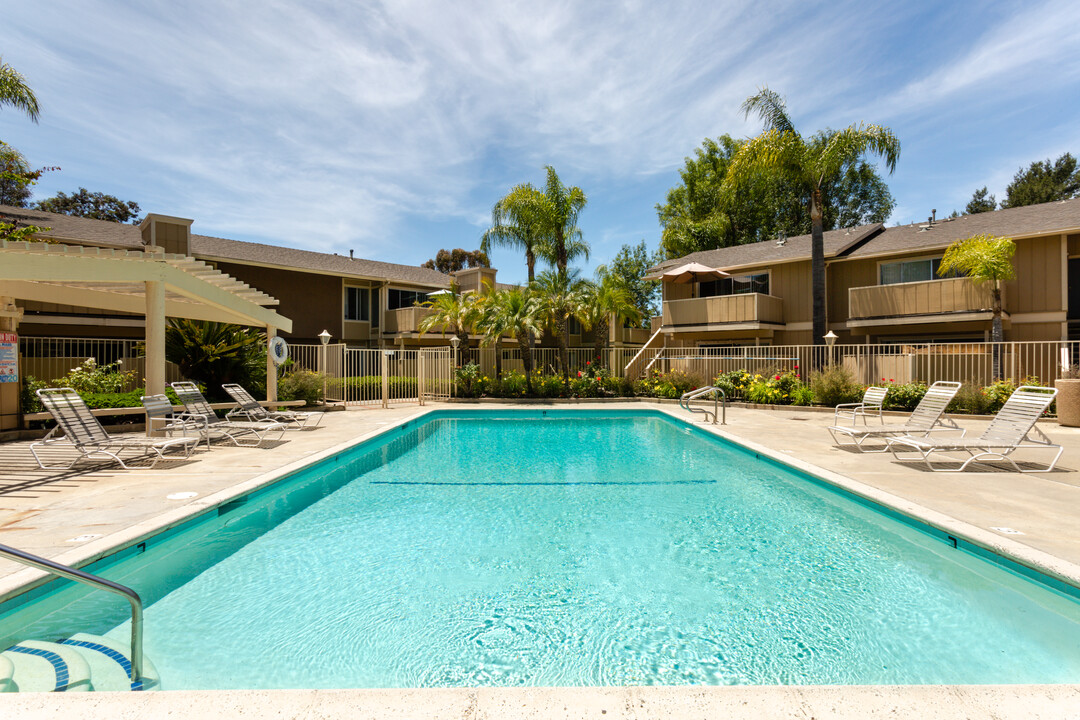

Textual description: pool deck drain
[2,402,1080,718]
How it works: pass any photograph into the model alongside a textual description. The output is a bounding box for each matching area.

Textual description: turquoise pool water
[3,410,1080,688]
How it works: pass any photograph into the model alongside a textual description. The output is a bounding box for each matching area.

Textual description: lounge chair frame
[829,381,963,452]
[31,388,197,470]
[222,384,324,429]
[142,394,214,450]
[833,386,888,426]
[170,382,287,447]
[886,386,1062,472]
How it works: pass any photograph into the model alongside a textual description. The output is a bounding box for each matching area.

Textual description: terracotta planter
[1055,379,1080,427]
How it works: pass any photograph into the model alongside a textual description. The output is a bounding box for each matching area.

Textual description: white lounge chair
[222,383,324,429]
[171,382,287,447]
[828,381,963,452]
[31,388,198,469]
[142,394,216,450]
[833,386,888,426]
[886,386,1061,472]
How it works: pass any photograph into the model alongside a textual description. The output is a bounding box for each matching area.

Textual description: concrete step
[0,640,92,693]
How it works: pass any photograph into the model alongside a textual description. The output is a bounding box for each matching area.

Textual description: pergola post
[144,280,166,396]
[266,325,278,403]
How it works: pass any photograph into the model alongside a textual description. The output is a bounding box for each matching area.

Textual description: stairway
[0,633,160,692]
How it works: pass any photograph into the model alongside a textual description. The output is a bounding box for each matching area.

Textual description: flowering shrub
[744,370,807,405]
[496,370,529,397]
[882,381,928,411]
[633,369,704,399]
[713,369,752,399]
[454,363,481,397]
[54,358,137,394]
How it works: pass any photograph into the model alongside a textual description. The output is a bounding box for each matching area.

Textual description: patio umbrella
[644,262,729,283]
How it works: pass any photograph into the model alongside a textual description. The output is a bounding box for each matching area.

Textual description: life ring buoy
[269,336,289,365]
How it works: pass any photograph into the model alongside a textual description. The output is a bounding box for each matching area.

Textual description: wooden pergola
[0,240,292,400]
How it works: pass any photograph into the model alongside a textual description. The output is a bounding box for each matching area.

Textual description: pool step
[0,633,160,692]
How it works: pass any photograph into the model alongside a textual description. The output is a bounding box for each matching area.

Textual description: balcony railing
[383,306,433,334]
[848,277,998,322]
[661,293,784,328]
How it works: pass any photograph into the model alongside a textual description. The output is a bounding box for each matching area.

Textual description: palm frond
[938,234,1016,284]
[0,58,40,122]
[740,86,795,134]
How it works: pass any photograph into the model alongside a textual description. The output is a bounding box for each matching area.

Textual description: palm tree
[535,165,589,273]
[479,286,543,392]
[579,272,643,368]
[481,183,547,283]
[0,57,40,122]
[724,87,900,345]
[938,233,1015,379]
[533,269,589,384]
[419,284,478,365]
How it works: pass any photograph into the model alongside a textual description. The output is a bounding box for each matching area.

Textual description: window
[567,317,582,335]
[344,287,370,321]
[879,257,961,285]
[699,273,769,297]
[388,288,427,310]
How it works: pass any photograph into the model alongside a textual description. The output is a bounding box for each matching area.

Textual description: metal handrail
[0,543,143,688]
[679,386,726,425]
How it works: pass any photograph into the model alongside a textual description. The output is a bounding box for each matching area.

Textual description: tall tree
[938,234,1015,378]
[535,165,589,273]
[657,134,894,258]
[421,248,489,273]
[578,273,642,368]
[0,56,40,122]
[477,285,542,390]
[36,187,142,224]
[724,87,900,346]
[965,186,997,214]
[481,183,547,282]
[1002,153,1080,208]
[533,269,588,384]
[418,284,479,365]
[603,240,661,323]
[0,142,33,207]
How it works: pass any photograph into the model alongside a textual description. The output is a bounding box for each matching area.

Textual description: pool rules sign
[0,332,17,383]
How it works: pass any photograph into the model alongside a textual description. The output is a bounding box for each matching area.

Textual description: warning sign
[0,332,17,383]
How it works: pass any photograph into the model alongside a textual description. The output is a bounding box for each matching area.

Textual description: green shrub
[634,369,704,399]
[883,382,928,411]
[537,374,567,398]
[713,369,752,399]
[53,358,138,394]
[810,365,864,407]
[742,370,806,405]
[496,370,528,397]
[949,383,992,415]
[602,375,634,397]
[278,370,325,406]
[20,375,48,413]
[790,385,815,406]
[453,363,481,397]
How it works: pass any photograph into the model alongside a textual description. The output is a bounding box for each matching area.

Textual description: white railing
[635,341,1079,388]
[19,336,183,390]
[475,346,638,378]
[286,344,452,406]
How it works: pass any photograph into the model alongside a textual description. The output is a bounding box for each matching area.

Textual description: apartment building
[646,197,1080,349]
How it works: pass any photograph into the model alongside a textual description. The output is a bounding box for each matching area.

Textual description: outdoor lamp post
[824,330,838,368]
[318,330,331,404]
[449,335,461,398]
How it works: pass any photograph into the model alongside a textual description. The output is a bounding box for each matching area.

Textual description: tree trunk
[593,316,608,369]
[526,249,535,283]
[810,189,826,348]
[517,330,534,393]
[494,337,503,379]
[557,314,569,384]
[457,328,470,366]
[555,230,567,273]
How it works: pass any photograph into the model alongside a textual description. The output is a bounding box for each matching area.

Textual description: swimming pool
[3,409,1080,688]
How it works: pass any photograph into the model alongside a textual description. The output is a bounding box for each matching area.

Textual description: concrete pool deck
[1,402,1080,718]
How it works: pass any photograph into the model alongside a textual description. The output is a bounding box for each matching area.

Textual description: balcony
[661,293,784,330]
[383,306,433,335]
[847,277,1001,329]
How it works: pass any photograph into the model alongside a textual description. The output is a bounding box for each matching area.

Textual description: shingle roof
[650,223,884,273]
[652,197,1080,272]
[0,204,451,287]
[844,197,1080,258]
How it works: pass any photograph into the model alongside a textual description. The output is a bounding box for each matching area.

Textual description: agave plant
[165,319,266,400]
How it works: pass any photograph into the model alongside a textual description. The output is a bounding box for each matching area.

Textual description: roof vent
[350,249,354,260]
[775,233,787,247]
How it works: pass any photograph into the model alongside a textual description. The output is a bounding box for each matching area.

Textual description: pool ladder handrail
[0,542,144,688]
[679,386,726,425]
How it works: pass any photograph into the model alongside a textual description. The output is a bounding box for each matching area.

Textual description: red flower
[586,360,591,365]
[775,374,781,380]
[577,371,582,377]
[890,378,894,382]
[794,365,799,370]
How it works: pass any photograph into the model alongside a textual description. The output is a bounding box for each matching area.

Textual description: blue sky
[3,1,1080,285]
